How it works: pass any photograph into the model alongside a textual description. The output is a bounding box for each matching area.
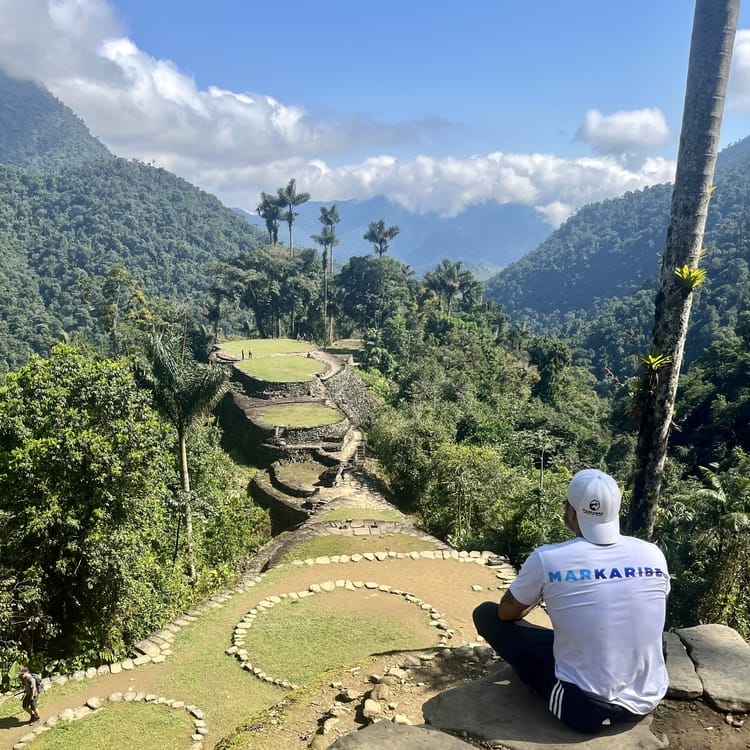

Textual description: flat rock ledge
[328,720,477,749]
[675,623,750,712]
[422,663,667,750]
[11,693,207,750]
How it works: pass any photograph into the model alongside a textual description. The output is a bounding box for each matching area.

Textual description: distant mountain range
[3,65,750,382]
[238,197,552,278]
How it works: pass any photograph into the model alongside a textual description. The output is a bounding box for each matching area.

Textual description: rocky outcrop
[422,663,668,750]
[675,624,750,712]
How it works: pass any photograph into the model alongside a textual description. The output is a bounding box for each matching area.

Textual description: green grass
[29,702,194,750]
[153,584,286,735]
[324,339,363,358]
[316,508,404,523]
[252,403,342,429]
[241,595,431,685]
[274,461,324,487]
[280,533,438,562]
[236,357,326,382]
[0,567,291,749]
[219,339,313,356]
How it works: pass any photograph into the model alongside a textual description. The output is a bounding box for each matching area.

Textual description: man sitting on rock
[473,469,670,734]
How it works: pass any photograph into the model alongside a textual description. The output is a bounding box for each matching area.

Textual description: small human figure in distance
[473,469,670,734]
[19,666,41,724]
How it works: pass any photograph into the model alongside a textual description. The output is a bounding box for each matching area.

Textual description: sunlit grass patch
[220,339,313,357]
[241,592,432,685]
[29,701,194,750]
[252,403,342,428]
[316,507,405,523]
[280,533,437,562]
[237,356,326,382]
[274,461,325,487]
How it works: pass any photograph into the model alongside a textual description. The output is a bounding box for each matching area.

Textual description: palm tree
[138,325,230,581]
[312,205,341,345]
[275,178,311,257]
[627,0,739,538]
[256,191,282,245]
[663,465,750,627]
[364,219,400,257]
[200,285,230,344]
[424,259,478,319]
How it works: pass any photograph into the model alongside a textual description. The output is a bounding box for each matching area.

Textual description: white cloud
[197,151,675,227]
[0,0,677,228]
[729,29,750,109]
[576,108,673,156]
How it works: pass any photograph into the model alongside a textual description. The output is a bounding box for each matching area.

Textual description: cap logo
[589,499,600,511]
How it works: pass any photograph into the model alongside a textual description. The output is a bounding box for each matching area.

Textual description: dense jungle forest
[1,67,750,684]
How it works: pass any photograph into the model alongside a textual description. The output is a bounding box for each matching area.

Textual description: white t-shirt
[510,535,670,714]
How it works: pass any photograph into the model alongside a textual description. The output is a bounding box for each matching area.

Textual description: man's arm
[498,588,538,621]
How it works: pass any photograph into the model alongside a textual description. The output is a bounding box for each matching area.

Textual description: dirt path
[0,555,508,750]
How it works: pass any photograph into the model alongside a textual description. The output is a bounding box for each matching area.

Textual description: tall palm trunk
[627,0,739,538]
[323,245,329,346]
[178,426,197,581]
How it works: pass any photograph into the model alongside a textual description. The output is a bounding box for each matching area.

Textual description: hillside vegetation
[0,70,112,171]
[486,137,750,377]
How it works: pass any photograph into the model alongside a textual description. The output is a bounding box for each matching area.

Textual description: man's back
[512,535,670,712]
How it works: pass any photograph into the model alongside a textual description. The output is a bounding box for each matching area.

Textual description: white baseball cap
[566,469,621,545]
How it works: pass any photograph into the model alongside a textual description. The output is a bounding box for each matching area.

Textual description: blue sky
[0,1,748,225]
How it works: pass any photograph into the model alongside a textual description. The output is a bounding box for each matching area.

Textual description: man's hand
[499,589,538,621]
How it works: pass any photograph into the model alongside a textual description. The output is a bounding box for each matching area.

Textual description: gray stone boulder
[327,720,476,749]
[422,663,667,750]
[676,623,750,711]
[664,631,702,699]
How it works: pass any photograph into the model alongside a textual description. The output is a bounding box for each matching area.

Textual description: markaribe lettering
[547,567,665,582]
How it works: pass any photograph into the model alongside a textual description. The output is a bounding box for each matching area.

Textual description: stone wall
[232,367,326,400]
[250,470,310,534]
[323,366,379,426]
[282,416,350,445]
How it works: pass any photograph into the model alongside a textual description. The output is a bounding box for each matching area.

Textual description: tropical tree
[364,219,400,257]
[88,265,151,356]
[0,345,179,665]
[424,259,481,319]
[138,324,231,581]
[628,0,739,538]
[336,254,413,333]
[312,204,341,345]
[256,191,282,245]
[275,178,310,256]
[200,285,231,345]
[657,453,750,635]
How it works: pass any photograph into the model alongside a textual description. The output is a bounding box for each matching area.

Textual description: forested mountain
[240,196,551,276]
[0,70,112,170]
[0,159,266,371]
[0,70,267,372]
[486,136,750,377]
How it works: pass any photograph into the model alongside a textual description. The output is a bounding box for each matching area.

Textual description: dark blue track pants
[472,601,643,734]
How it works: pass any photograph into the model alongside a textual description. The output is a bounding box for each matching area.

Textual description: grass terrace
[236,356,326,382]
[219,338,313,357]
[316,507,405,523]
[280,533,439,563]
[274,461,325,487]
[253,403,342,429]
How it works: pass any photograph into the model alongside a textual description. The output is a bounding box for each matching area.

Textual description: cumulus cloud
[198,151,676,227]
[575,108,673,156]
[0,0,677,228]
[729,29,750,109]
